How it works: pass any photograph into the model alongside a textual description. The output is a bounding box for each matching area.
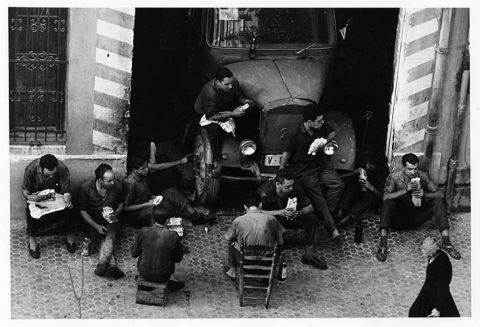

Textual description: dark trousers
[227,243,243,268]
[123,187,190,228]
[339,182,380,220]
[227,243,273,268]
[275,213,322,245]
[26,207,75,237]
[203,109,257,161]
[297,168,345,233]
[379,197,449,232]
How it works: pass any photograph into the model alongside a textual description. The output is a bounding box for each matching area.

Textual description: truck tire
[193,128,220,205]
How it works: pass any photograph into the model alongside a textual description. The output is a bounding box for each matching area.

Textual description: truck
[187,8,356,204]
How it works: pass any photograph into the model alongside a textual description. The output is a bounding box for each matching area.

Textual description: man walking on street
[376,153,461,262]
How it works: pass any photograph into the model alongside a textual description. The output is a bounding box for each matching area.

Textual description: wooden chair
[237,244,280,309]
[135,277,169,307]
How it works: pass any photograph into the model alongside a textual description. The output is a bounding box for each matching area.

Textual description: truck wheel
[193,128,220,205]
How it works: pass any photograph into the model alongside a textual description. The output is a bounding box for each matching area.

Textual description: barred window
[9,8,68,145]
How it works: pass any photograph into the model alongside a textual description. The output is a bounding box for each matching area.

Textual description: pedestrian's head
[303,103,325,131]
[39,154,58,179]
[421,236,440,258]
[401,153,419,178]
[243,192,262,211]
[95,164,115,190]
[275,169,295,197]
[130,154,149,177]
[215,66,234,93]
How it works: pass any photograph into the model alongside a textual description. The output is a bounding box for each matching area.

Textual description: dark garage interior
[128,8,400,206]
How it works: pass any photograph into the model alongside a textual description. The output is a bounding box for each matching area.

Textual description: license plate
[264,154,282,166]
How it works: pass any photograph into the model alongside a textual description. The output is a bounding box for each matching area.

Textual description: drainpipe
[446,36,469,212]
[423,8,452,174]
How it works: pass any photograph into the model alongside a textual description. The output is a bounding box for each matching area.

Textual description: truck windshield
[208,8,335,49]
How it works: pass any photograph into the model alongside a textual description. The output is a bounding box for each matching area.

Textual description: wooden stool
[135,277,169,307]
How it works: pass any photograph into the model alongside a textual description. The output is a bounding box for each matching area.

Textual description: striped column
[389,8,441,158]
[93,8,135,154]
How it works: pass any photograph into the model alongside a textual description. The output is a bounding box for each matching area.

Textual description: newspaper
[308,138,327,156]
[199,115,236,137]
[286,197,297,211]
[28,192,66,219]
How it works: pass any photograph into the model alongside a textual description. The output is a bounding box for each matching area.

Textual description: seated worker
[22,154,75,258]
[131,212,185,292]
[78,164,125,279]
[123,154,215,227]
[376,153,461,262]
[258,169,327,270]
[194,66,255,170]
[224,192,284,280]
[279,103,344,245]
[336,151,389,228]
[128,139,191,195]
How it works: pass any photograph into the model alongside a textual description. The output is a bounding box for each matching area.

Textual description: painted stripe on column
[405,33,437,57]
[98,8,135,29]
[95,63,131,87]
[111,8,135,16]
[405,45,436,70]
[406,19,438,43]
[94,91,128,111]
[406,101,429,122]
[397,129,426,149]
[407,60,434,83]
[409,9,437,27]
[408,88,432,107]
[401,115,428,131]
[407,8,428,15]
[97,19,134,45]
[96,47,132,73]
[404,73,432,98]
[97,35,133,58]
[93,130,122,150]
[94,104,123,122]
[94,76,130,101]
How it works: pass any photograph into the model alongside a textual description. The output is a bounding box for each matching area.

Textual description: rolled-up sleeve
[57,163,71,194]
[22,164,35,193]
[224,220,238,242]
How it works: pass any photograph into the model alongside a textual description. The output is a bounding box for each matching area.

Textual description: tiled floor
[10,211,470,318]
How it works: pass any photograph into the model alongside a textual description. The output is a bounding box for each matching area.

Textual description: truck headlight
[239,139,257,156]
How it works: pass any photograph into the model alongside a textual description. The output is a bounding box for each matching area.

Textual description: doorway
[321,8,399,155]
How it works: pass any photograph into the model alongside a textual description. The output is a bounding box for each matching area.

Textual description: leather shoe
[28,244,40,259]
[443,245,461,260]
[376,247,387,262]
[106,266,125,280]
[94,262,109,276]
[66,240,77,253]
[167,280,185,292]
[301,255,327,270]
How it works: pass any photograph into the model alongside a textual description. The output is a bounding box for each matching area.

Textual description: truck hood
[226,58,330,109]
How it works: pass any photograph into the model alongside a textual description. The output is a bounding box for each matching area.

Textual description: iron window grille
[9,8,68,145]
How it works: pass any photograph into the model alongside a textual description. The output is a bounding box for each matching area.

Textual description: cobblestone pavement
[10,211,470,319]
